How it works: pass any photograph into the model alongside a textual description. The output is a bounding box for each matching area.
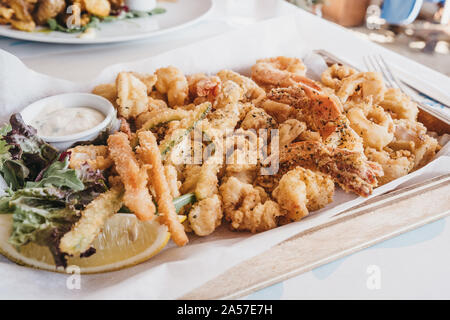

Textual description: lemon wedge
[0,213,185,274]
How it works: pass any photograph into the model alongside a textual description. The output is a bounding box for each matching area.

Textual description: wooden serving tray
[183,173,450,299]
[181,52,450,300]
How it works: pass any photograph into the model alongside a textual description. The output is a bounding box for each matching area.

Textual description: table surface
[1,0,449,300]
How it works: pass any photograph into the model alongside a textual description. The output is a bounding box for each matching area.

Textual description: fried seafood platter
[0,56,445,273]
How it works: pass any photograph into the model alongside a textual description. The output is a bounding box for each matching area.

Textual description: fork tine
[378,55,405,93]
[372,55,396,89]
[363,56,372,72]
[368,55,377,72]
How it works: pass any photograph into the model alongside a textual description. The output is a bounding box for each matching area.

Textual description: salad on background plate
[0,0,213,43]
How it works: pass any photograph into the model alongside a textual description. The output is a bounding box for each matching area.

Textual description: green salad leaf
[5,187,80,267]
[47,16,100,34]
[0,160,29,191]
[0,114,106,267]
[26,157,84,191]
[1,114,58,189]
[47,8,166,34]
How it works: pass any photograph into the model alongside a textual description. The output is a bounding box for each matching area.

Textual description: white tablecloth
[1,0,449,300]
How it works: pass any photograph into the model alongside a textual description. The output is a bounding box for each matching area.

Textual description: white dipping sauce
[30,105,105,137]
[126,0,156,11]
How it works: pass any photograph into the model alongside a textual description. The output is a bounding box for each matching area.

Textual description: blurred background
[287,0,450,76]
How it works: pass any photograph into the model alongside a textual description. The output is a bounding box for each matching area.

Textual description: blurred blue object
[381,0,424,25]
[381,0,447,25]
[381,0,446,25]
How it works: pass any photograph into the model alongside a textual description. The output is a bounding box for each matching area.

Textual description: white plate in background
[0,0,213,44]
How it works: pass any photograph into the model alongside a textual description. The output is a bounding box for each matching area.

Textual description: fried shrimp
[136,131,188,246]
[251,56,321,90]
[260,99,294,123]
[107,132,156,220]
[268,85,363,152]
[258,141,383,197]
[268,85,342,137]
[187,73,221,102]
[155,66,189,107]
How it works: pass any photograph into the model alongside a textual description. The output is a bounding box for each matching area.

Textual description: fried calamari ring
[347,105,394,150]
[321,64,357,90]
[338,72,386,104]
[380,88,419,121]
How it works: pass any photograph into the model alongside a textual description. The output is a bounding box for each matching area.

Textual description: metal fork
[363,54,450,123]
[363,55,405,92]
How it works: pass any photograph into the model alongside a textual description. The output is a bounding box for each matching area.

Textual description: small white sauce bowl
[20,93,117,150]
[126,0,156,12]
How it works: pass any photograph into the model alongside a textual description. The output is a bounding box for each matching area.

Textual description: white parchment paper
[0,17,449,299]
